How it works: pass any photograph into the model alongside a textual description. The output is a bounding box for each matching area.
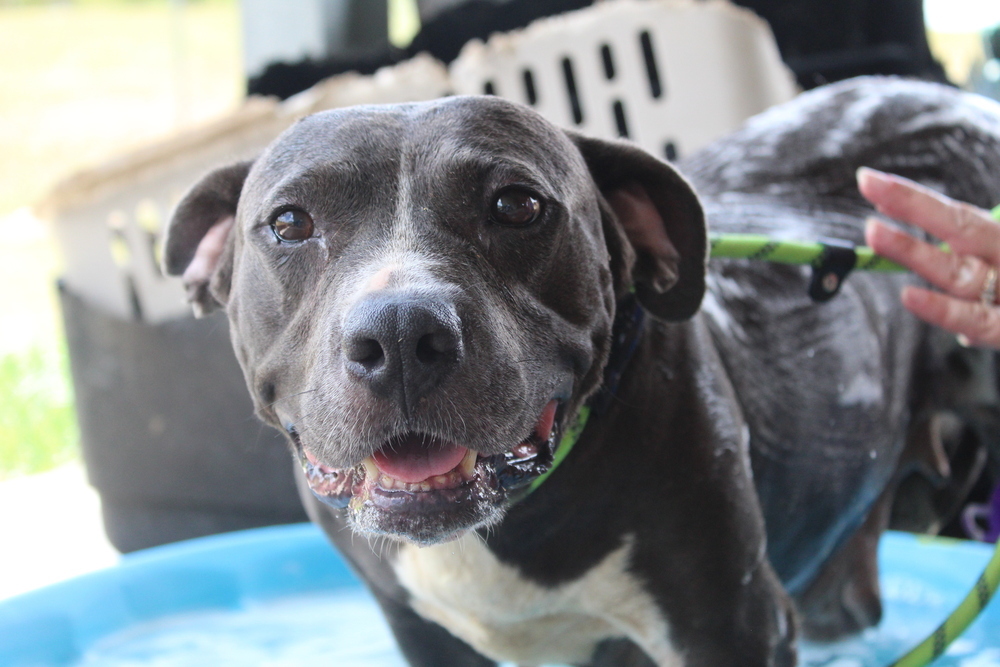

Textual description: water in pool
[75,590,406,667]
[75,570,998,667]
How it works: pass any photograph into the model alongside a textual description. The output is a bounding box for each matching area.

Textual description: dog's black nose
[341,291,463,408]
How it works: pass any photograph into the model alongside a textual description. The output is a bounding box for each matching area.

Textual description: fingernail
[864,216,883,242]
[857,166,879,183]
[900,285,925,309]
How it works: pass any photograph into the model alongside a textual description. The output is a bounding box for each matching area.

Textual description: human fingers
[901,285,1000,348]
[865,217,992,301]
[857,167,1000,267]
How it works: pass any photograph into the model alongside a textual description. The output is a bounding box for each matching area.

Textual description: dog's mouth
[295,399,562,538]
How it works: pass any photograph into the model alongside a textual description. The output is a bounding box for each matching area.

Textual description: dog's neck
[481,309,757,586]
[520,295,648,499]
[590,294,647,417]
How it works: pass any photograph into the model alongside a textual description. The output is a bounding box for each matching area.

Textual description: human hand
[858,166,1000,348]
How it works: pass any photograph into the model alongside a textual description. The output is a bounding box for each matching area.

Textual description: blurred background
[2,0,1000,599]
[0,0,239,480]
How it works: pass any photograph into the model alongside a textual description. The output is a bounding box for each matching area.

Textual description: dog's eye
[491,188,542,227]
[272,209,314,242]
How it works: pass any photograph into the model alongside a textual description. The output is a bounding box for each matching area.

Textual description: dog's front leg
[296,474,497,667]
[602,321,798,667]
[621,512,797,667]
[373,593,498,667]
[586,637,658,667]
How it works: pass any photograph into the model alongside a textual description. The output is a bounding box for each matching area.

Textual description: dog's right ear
[163,160,253,316]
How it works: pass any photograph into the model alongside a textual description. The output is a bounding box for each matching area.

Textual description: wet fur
[164,77,1000,665]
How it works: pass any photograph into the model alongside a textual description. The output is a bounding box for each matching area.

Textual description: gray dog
[164,77,1000,666]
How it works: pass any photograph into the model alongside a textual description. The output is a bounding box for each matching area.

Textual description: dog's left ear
[163,160,253,316]
[568,133,707,321]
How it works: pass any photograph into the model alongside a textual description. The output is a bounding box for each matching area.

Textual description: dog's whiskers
[265,387,320,411]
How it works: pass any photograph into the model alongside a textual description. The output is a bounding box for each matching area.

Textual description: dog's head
[164,96,705,545]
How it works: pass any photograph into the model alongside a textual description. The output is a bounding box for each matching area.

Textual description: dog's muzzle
[291,399,563,543]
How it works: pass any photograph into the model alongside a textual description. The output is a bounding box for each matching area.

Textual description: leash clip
[808,238,857,302]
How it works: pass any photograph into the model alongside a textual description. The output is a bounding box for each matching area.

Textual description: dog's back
[682,76,1000,636]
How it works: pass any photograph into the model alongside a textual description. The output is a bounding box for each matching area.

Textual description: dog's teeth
[459,449,478,478]
[512,442,538,459]
[363,453,476,492]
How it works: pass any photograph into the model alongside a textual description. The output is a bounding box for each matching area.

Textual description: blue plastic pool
[0,525,996,666]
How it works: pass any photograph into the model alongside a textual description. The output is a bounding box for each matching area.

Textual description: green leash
[707,233,906,272]
[527,206,1000,666]
[888,540,1000,666]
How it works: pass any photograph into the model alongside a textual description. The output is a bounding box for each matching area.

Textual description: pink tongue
[371,436,468,484]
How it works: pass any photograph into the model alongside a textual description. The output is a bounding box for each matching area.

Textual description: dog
[163,77,1000,666]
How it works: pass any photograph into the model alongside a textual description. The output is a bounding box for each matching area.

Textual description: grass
[0,221,76,480]
[0,344,78,478]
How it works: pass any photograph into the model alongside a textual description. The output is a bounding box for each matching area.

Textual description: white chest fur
[392,533,684,666]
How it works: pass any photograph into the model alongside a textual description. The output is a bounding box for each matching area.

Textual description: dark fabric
[732,0,948,89]
[60,285,307,552]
